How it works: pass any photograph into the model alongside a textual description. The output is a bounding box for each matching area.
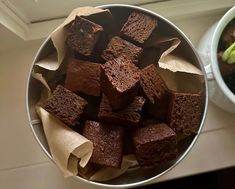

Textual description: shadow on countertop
[135,166,235,189]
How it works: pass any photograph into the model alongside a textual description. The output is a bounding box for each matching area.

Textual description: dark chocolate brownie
[64,59,101,96]
[100,58,140,110]
[140,64,169,120]
[43,85,87,126]
[101,36,143,64]
[83,121,124,168]
[120,11,158,45]
[66,16,103,56]
[98,95,145,128]
[132,123,177,168]
[167,91,202,140]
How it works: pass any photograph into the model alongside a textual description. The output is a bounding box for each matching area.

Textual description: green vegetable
[222,41,235,64]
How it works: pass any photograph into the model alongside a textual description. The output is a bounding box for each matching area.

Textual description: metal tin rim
[26,4,208,188]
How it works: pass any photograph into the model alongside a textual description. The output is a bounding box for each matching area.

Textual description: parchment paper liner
[31,6,204,181]
[36,107,93,177]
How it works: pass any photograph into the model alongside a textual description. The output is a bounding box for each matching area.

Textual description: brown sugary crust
[98,95,145,128]
[66,16,103,56]
[64,59,101,96]
[83,121,124,168]
[167,91,202,139]
[100,58,140,110]
[44,85,87,126]
[101,36,143,63]
[132,123,177,168]
[120,11,158,45]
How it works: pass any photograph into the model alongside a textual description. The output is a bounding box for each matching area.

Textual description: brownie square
[83,121,124,168]
[64,59,101,96]
[101,36,143,64]
[120,11,158,45]
[43,85,87,126]
[66,16,103,56]
[140,64,169,120]
[98,95,145,128]
[132,123,177,168]
[167,91,202,140]
[100,58,140,110]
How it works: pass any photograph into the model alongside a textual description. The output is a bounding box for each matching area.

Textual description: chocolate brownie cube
[66,16,103,56]
[98,95,145,128]
[167,91,202,140]
[132,123,177,168]
[83,121,124,168]
[64,59,101,96]
[43,85,87,126]
[101,36,143,64]
[140,64,169,120]
[100,58,140,110]
[120,11,158,45]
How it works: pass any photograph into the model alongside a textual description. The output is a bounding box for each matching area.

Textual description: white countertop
[0,9,235,189]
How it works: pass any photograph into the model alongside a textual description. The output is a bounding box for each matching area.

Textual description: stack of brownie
[43,11,203,170]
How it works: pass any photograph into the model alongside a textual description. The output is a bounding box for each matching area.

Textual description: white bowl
[198,6,235,113]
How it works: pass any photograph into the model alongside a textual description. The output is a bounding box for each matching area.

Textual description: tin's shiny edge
[26,4,208,188]
[26,35,53,160]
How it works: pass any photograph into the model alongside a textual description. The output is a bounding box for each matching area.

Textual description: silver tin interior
[26,4,208,188]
